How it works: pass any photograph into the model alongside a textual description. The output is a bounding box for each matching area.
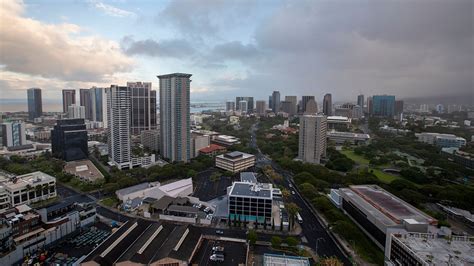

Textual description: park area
[340,149,399,183]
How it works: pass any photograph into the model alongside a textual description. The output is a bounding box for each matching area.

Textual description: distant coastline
[0,98,225,113]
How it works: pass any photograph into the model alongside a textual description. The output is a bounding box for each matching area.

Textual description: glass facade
[51,119,88,161]
[27,88,42,121]
[372,95,395,117]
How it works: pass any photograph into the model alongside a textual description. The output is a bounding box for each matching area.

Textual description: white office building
[67,104,86,119]
[298,115,327,164]
[416,132,466,148]
[1,121,27,148]
[0,171,56,207]
[216,151,256,173]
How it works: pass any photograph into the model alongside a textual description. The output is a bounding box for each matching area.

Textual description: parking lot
[193,169,238,201]
[191,239,247,266]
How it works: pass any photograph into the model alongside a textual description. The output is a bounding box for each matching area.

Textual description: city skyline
[1,0,472,102]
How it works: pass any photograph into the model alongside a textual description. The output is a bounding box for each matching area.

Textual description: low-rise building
[0,171,56,207]
[416,132,466,148]
[216,151,256,173]
[385,231,473,265]
[441,147,474,169]
[336,185,437,249]
[228,181,273,224]
[116,178,193,203]
[327,131,370,145]
[327,116,351,130]
[263,254,310,266]
[198,144,227,157]
[379,126,411,135]
[211,135,241,147]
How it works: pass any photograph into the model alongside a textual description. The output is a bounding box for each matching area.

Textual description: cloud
[88,0,136,18]
[211,41,259,60]
[121,36,196,58]
[0,0,133,82]
[211,0,474,101]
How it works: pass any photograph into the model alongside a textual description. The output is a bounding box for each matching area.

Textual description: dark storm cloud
[208,0,474,101]
[121,36,196,58]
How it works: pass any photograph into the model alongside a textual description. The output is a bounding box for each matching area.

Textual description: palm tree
[286,203,300,229]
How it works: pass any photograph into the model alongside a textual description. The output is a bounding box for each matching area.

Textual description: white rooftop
[1,171,56,191]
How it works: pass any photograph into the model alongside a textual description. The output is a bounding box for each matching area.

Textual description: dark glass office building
[27,88,42,121]
[51,119,88,161]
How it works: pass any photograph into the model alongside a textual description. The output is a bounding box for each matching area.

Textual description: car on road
[215,230,224,235]
[291,190,295,195]
[210,254,224,262]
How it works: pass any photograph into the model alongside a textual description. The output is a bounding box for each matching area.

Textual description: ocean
[0,99,225,113]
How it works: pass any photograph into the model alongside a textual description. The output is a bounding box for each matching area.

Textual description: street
[250,122,351,265]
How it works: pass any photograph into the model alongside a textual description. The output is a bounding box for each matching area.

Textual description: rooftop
[263,253,310,266]
[230,182,272,199]
[342,185,437,226]
[393,232,474,265]
[240,172,258,184]
[83,219,202,265]
[1,171,56,191]
[63,159,104,182]
[327,116,351,121]
[218,151,255,161]
[116,182,151,197]
[328,131,370,139]
[157,73,192,79]
[199,144,226,153]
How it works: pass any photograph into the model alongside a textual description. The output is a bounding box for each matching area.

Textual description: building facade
[158,73,192,163]
[235,97,254,112]
[271,91,280,113]
[90,87,107,126]
[304,99,318,114]
[107,85,132,169]
[256,100,266,116]
[226,101,235,112]
[141,129,160,152]
[371,95,395,117]
[357,94,364,108]
[62,89,76,113]
[27,88,42,121]
[127,82,157,135]
[51,118,88,161]
[301,96,315,114]
[416,132,466,148]
[67,104,85,119]
[191,133,210,158]
[216,151,256,173]
[323,93,332,116]
[284,96,297,116]
[1,122,26,148]
[1,171,57,207]
[79,89,92,120]
[228,181,273,224]
[298,115,327,164]
[395,100,404,115]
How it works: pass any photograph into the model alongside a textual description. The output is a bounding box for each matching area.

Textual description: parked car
[204,207,211,213]
[215,230,224,235]
[210,254,224,262]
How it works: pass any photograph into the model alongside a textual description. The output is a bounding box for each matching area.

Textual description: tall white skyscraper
[67,104,85,119]
[107,85,132,169]
[298,115,327,164]
[158,73,192,163]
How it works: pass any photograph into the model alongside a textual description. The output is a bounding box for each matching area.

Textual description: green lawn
[342,149,399,183]
[100,197,119,208]
[341,150,370,165]
[371,168,399,183]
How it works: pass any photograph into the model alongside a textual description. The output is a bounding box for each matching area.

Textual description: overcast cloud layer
[0,0,472,102]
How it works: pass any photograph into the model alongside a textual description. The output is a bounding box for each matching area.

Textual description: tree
[247,230,258,245]
[319,257,344,266]
[285,236,298,247]
[271,236,282,248]
[187,169,197,178]
[286,203,300,229]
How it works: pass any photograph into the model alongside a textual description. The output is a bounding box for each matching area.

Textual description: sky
[0,0,473,103]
